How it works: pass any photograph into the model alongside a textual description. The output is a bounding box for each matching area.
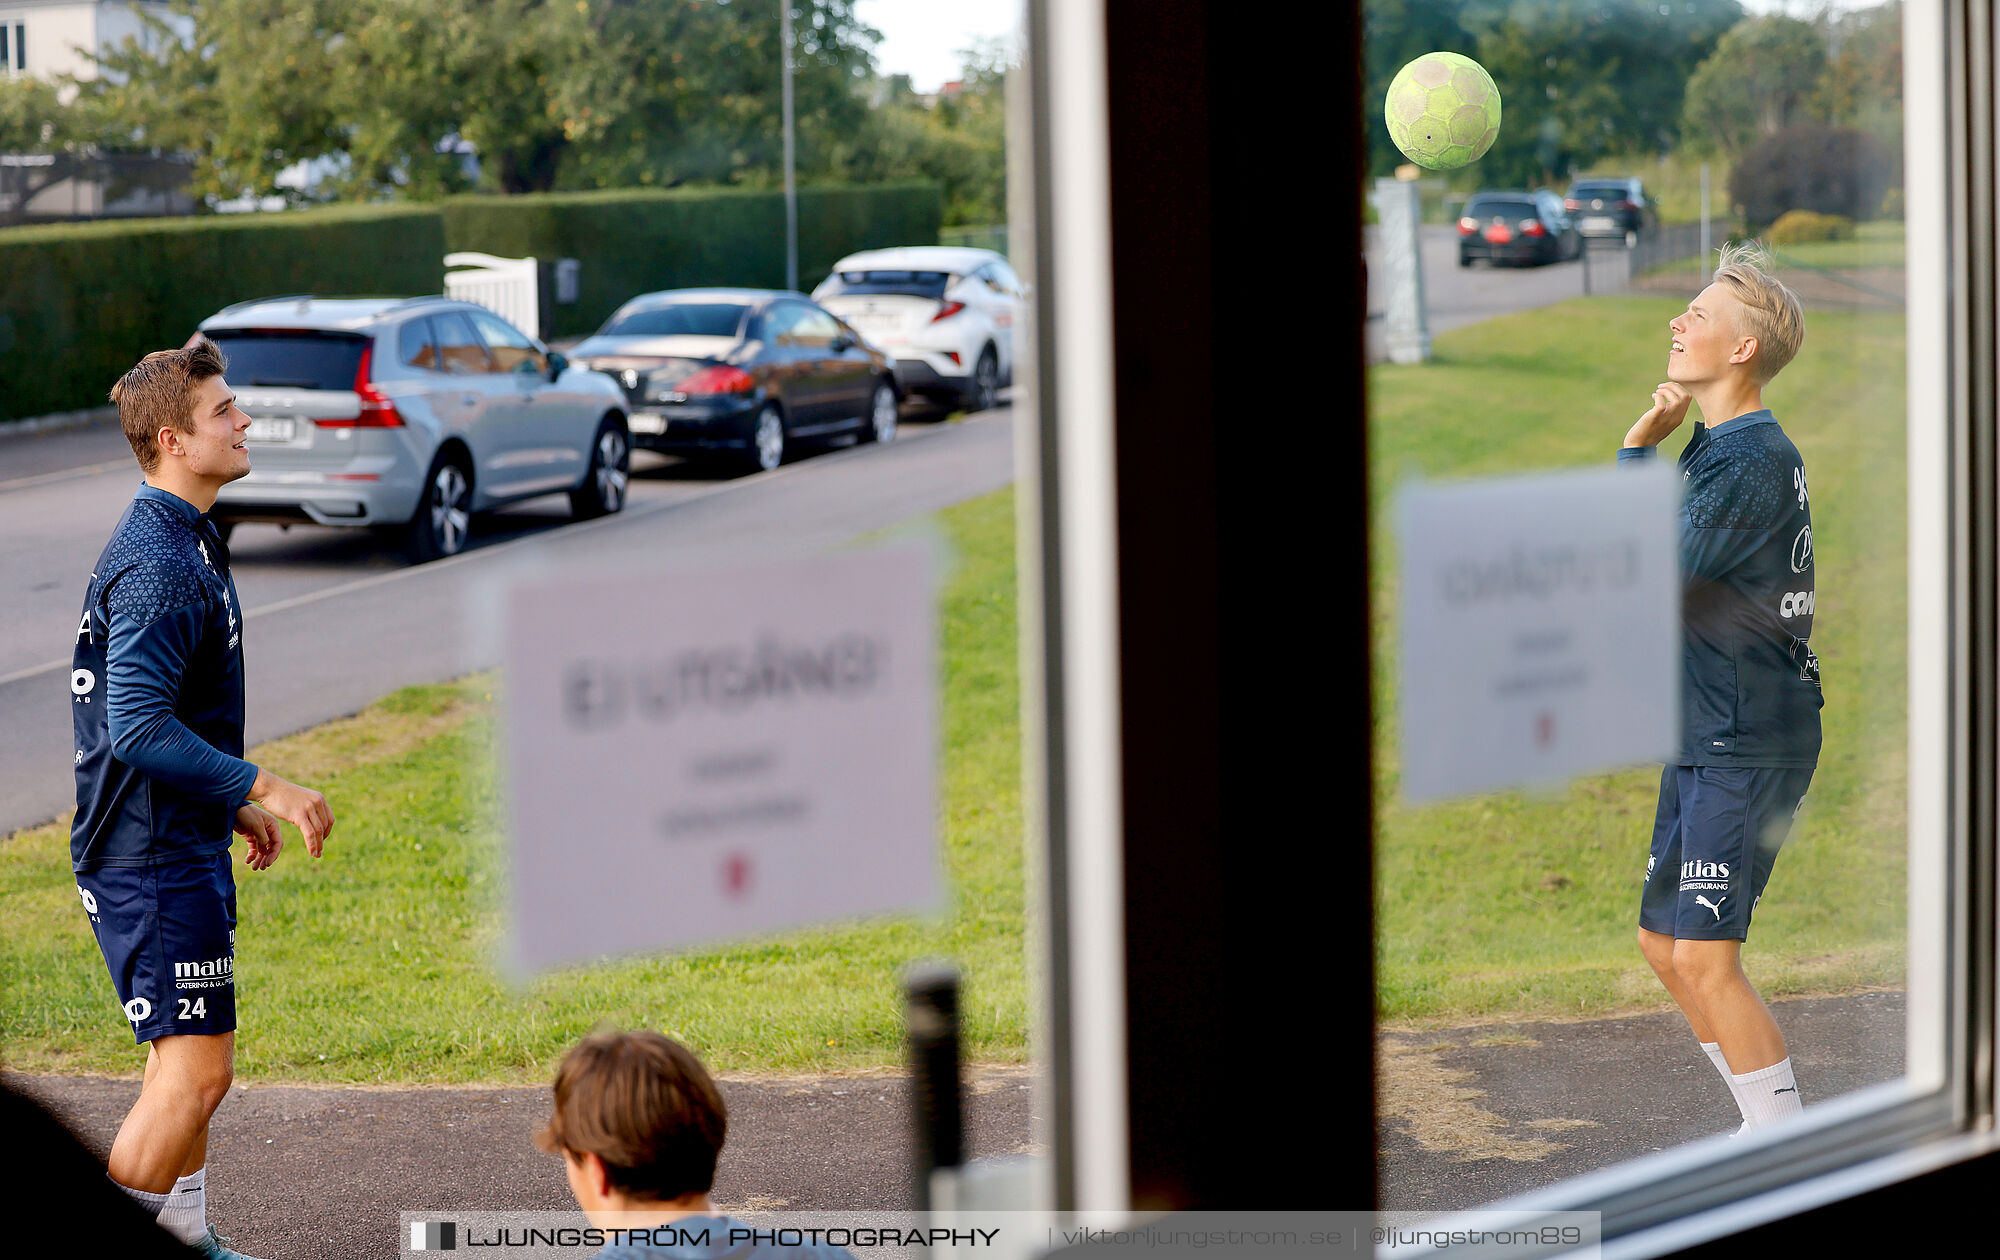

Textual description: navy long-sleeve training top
[1619,409,1822,767]
[71,484,258,871]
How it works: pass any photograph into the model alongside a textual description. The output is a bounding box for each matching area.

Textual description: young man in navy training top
[537,1031,852,1259]
[1618,241,1821,1135]
[74,338,335,1258]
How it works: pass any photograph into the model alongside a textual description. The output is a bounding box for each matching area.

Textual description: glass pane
[599,302,749,338]
[205,331,365,391]
[1366,0,1911,1207]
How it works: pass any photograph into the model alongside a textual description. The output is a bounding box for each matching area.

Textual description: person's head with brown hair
[111,338,231,472]
[535,1030,728,1219]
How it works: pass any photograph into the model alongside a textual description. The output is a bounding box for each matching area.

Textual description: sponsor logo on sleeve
[1779,590,1815,619]
[1791,525,1813,573]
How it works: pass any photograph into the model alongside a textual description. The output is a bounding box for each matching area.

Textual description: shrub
[1768,209,1856,245]
[0,205,444,424]
[1879,187,1904,221]
[441,182,943,338]
[1730,125,1899,231]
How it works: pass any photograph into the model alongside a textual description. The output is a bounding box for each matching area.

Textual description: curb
[0,405,120,442]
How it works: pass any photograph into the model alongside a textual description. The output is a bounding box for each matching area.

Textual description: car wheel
[860,379,898,445]
[407,453,472,564]
[744,403,786,474]
[1458,252,1473,268]
[570,417,631,519]
[965,348,999,413]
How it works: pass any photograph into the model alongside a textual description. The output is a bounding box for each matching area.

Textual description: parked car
[1457,190,1581,267]
[566,288,900,474]
[811,246,1022,412]
[1564,176,1653,243]
[200,295,631,563]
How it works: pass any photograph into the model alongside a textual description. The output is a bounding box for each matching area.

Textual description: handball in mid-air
[1384,51,1502,171]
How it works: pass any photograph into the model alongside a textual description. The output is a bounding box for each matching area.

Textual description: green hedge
[0,182,941,423]
[440,182,943,338]
[0,205,445,423]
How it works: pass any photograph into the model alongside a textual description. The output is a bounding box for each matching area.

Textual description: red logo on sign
[724,854,754,898]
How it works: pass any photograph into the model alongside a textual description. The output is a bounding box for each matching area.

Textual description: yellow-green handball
[1384,51,1501,171]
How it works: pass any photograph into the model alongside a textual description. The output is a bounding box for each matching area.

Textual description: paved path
[10,1065,1039,1260]
[1377,990,1905,1209]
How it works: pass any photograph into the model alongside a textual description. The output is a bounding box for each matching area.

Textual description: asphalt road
[10,1065,1039,1260]
[1365,225,1634,362]
[0,405,1018,837]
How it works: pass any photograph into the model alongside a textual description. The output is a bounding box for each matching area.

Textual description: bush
[1768,209,1856,245]
[1879,187,1904,221]
[441,182,943,338]
[0,183,943,422]
[0,205,445,424]
[1730,125,1899,231]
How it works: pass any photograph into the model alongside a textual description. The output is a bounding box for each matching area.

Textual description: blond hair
[1711,241,1805,383]
[109,337,228,473]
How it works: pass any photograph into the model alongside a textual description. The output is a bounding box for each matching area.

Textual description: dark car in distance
[566,289,902,474]
[1458,190,1581,267]
[1564,177,1653,243]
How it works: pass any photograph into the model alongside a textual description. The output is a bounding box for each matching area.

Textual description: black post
[905,962,963,1212]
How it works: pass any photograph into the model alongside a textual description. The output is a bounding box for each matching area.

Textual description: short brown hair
[1712,241,1805,383]
[534,1031,727,1202]
[110,337,228,473]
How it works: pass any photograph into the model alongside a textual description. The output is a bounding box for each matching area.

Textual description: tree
[0,73,133,224]
[1681,14,1829,159]
[834,40,1007,226]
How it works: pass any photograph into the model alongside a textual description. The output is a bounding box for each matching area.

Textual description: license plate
[628,412,670,435]
[245,417,296,443]
[852,314,900,332]
[1582,216,1616,232]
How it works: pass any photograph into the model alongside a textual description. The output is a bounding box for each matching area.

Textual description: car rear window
[205,330,368,391]
[1466,199,1538,219]
[1570,183,1631,198]
[819,270,953,299]
[599,303,748,338]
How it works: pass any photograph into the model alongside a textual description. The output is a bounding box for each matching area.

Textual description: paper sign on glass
[1396,463,1679,802]
[504,547,938,974]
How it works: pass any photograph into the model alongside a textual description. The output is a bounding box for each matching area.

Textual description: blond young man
[1618,243,1821,1134]
[73,339,334,1258]
[537,1031,852,1259]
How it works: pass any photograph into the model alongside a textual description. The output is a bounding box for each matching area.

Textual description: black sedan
[567,289,902,474]
[1457,190,1582,267]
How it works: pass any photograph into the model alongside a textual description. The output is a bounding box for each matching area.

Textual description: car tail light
[1458,217,1478,235]
[1564,199,1581,210]
[1615,200,1635,211]
[1520,219,1548,237]
[944,350,962,367]
[316,341,405,427]
[677,364,757,395]
[930,300,966,323]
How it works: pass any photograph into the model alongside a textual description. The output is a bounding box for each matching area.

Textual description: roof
[825,246,1003,274]
[198,295,461,332]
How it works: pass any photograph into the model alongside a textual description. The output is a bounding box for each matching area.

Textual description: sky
[854,0,1022,93]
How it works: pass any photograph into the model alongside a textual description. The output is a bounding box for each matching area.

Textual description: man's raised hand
[246,769,334,858]
[1625,380,1694,450]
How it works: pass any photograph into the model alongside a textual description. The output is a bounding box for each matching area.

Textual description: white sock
[156,1167,208,1245]
[1732,1057,1804,1129]
[112,1176,168,1217]
[1700,1041,1752,1124]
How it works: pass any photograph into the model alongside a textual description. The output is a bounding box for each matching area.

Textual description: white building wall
[0,1,176,83]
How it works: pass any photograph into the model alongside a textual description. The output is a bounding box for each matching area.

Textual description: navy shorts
[76,853,238,1044]
[1640,764,1814,942]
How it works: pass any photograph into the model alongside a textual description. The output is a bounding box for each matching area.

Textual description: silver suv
[200,296,631,562]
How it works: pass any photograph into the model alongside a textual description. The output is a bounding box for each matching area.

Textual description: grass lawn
[0,487,1027,1083]
[1771,221,1906,271]
[1371,297,1908,1027]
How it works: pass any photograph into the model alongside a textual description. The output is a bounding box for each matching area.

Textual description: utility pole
[782,1,798,292]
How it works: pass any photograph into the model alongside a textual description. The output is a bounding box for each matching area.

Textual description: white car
[812,246,1023,412]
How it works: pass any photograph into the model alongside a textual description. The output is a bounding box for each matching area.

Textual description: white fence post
[443,252,541,340]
